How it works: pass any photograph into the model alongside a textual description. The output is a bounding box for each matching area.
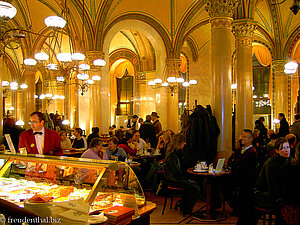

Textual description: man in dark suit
[139,115,156,148]
[278,113,290,137]
[18,111,63,155]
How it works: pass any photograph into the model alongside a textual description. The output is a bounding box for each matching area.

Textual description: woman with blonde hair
[165,134,200,216]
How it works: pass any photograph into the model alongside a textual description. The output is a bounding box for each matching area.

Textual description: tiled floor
[145,191,267,225]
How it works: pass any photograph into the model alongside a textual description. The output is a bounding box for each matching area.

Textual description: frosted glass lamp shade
[34,52,49,61]
[167,77,176,83]
[154,78,162,84]
[91,75,101,81]
[72,53,85,61]
[93,59,106,66]
[57,53,72,62]
[44,16,66,28]
[24,58,37,66]
[189,79,197,85]
[2,81,9,87]
[182,82,190,87]
[19,84,28,89]
[77,73,89,80]
[0,1,17,20]
[78,64,90,71]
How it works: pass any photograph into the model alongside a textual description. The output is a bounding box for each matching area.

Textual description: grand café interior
[0,0,299,224]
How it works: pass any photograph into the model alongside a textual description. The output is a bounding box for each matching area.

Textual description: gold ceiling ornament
[147,58,197,96]
[232,20,257,39]
[205,0,240,18]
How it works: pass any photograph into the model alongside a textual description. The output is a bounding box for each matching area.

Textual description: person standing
[290,114,300,143]
[18,111,63,155]
[139,115,156,148]
[277,113,289,137]
[87,127,100,146]
[127,115,139,130]
[151,112,162,138]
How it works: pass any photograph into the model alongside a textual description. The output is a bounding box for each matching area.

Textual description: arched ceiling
[3,0,300,62]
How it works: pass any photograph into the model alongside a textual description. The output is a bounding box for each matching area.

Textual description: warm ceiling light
[39,94,46,99]
[189,79,197,85]
[34,52,49,61]
[10,82,18,87]
[34,95,38,99]
[167,77,176,83]
[91,75,101,81]
[285,61,298,70]
[93,59,106,67]
[62,120,70,125]
[8,107,14,110]
[56,53,72,62]
[72,53,85,61]
[10,86,18,90]
[2,81,9,87]
[52,95,59,100]
[154,78,162,84]
[77,73,89,80]
[47,63,58,70]
[182,82,190,87]
[231,83,237,89]
[85,79,94,84]
[0,1,17,20]
[176,78,185,83]
[15,120,25,126]
[148,81,155,86]
[56,76,65,82]
[161,82,169,87]
[45,93,52,98]
[59,95,65,99]
[78,64,90,71]
[19,84,28,89]
[253,95,258,98]
[24,58,37,66]
[44,16,66,29]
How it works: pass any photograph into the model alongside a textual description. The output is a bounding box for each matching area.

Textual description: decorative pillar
[23,66,36,129]
[0,60,3,136]
[272,60,289,122]
[86,51,109,134]
[232,20,257,136]
[64,78,71,122]
[166,58,180,133]
[206,0,239,157]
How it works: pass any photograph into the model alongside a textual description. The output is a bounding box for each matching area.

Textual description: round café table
[187,167,230,222]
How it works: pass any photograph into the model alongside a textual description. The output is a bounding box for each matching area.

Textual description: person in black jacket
[139,115,156,148]
[165,134,200,216]
[87,127,100,146]
[278,113,290,137]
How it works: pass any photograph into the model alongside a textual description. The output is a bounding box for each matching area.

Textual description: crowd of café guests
[2,111,300,224]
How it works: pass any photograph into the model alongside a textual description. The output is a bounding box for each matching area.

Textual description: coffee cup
[194,164,201,171]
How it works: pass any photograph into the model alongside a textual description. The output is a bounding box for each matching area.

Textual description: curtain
[113,61,134,78]
[180,55,187,73]
[253,45,272,67]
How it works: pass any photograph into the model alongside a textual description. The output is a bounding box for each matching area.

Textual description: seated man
[131,130,148,155]
[106,137,127,161]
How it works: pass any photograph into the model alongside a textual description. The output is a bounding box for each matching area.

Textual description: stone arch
[109,48,141,73]
[284,26,300,58]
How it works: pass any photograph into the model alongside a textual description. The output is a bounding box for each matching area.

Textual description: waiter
[18,111,63,155]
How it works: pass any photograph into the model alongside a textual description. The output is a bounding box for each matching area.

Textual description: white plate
[88,215,108,224]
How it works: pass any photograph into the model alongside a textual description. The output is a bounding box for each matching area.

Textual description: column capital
[86,51,105,65]
[166,58,181,77]
[272,60,287,77]
[232,20,257,38]
[205,0,239,18]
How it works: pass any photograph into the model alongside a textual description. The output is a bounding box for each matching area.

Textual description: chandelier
[0,0,106,95]
[147,58,197,95]
[284,61,298,75]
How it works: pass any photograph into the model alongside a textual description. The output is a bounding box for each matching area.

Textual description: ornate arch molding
[109,48,141,73]
[101,13,172,57]
[185,37,199,62]
[283,26,300,58]
[182,19,210,43]
[252,40,273,56]
[173,1,206,58]
[2,54,20,81]
[255,24,275,57]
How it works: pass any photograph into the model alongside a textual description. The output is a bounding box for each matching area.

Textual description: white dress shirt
[34,127,44,155]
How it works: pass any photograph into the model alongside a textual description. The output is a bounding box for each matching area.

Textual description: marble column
[86,51,108,134]
[273,60,289,122]
[23,66,36,129]
[166,58,180,133]
[206,0,239,158]
[232,20,257,136]
[0,60,3,136]
[64,78,71,122]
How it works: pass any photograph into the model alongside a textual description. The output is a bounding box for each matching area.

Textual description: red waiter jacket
[18,128,63,156]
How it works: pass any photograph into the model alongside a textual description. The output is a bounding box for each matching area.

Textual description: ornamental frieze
[232,22,257,38]
[210,18,232,29]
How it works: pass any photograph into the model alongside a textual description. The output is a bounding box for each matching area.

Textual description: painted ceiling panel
[106,0,171,35]
[175,0,198,33]
[109,31,136,54]
[255,0,273,36]
[188,23,211,53]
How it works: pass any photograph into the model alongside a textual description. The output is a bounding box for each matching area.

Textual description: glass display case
[0,152,145,211]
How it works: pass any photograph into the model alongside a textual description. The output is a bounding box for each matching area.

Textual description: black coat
[278,118,289,137]
[139,121,156,148]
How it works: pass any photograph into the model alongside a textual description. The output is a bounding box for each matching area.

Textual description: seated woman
[71,128,87,150]
[81,138,108,160]
[106,136,127,161]
[165,133,200,216]
[156,132,171,158]
[118,133,137,156]
[60,131,72,150]
[255,137,294,224]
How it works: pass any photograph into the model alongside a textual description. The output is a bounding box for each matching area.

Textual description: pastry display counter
[0,152,154,224]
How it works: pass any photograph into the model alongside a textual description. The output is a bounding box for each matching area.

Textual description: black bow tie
[34,132,43,135]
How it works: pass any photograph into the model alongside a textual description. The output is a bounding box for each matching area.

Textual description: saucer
[88,215,108,224]
[193,169,208,173]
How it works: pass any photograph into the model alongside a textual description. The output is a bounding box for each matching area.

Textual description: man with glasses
[18,111,63,155]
